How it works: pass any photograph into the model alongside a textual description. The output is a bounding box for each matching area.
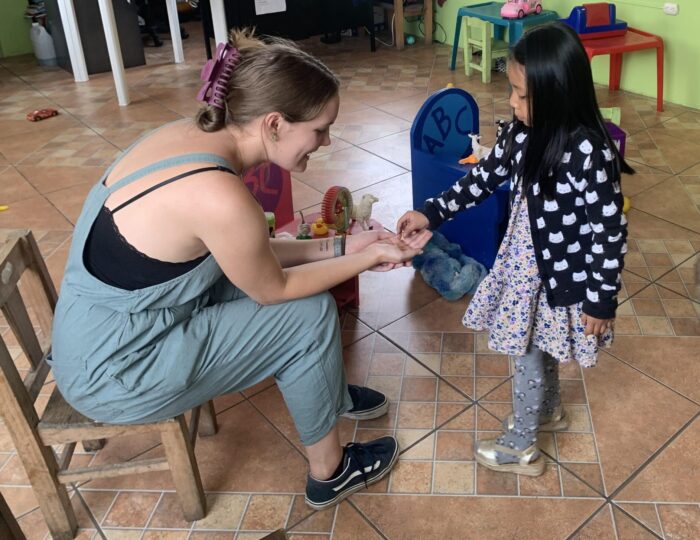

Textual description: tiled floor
[1,22,699,540]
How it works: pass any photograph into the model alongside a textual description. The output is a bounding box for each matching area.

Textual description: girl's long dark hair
[509,22,634,198]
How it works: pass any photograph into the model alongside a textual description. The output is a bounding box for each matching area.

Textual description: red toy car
[26,108,58,122]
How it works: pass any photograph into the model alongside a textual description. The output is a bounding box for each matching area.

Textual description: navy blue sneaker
[341,385,388,420]
[305,436,399,509]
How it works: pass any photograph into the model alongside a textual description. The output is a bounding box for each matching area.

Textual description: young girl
[397,22,634,476]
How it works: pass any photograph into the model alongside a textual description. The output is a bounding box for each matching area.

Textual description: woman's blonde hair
[196,28,339,132]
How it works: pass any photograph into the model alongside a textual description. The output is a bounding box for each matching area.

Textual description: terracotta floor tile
[616,503,664,537]
[102,491,161,528]
[381,296,472,333]
[0,195,73,230]
[330,501,382,539]
[616,417,700,503]
[612,506,659,539]
[656,504,700,540]
[352,494,602,538]
[350,172,413,230]
[286,495,335,534]
[626,209,700,243]
[0,485,39,517]
[632,177,700,234]
[518,463,562,496]
[147,492,192,530]
[583,353,698,494]
[355,267,439,329]
[359,130,412,171]
[570,504,616,540]
[16,507,50,540]
[192,493,247,530]
[240,495,293,531]
[560,463,606,497]
[0,166,39,204]
[387,459,433,493]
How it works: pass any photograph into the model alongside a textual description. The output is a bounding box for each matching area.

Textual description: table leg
[56,0,88,82]
[610,53,623,91]
[210,0,229,46]
[656,44,664,112]
[165,0,184,64]
[96,0,129,106]
[449,14,463,69]
[423,0,433,45]
[394,0,404,50]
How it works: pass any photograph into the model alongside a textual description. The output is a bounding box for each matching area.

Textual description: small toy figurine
[321,186,353,234]
[311,218,329,236]
[500,1,542,19]
[459,133,491,165]
[26,108,58,122]
[296,211,311,239]
[350,194,378,231]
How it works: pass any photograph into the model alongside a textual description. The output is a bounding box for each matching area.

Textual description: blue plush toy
[412,231,488,301]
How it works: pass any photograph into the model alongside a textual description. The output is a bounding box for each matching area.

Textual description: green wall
[423,0,698,110]
[0,0,33,58]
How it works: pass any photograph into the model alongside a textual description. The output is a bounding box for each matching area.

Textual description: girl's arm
[582,144,628,320]
[419,122,516,231]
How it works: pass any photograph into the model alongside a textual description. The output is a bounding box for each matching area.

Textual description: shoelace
[344,441,382,489]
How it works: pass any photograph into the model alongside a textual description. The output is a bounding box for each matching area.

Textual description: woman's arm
[270,230,394,268]
[195,181,430,305]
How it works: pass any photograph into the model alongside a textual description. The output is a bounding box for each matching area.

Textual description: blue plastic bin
[411,88,509,269]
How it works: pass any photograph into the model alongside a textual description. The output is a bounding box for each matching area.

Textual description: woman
[50,29,431,510]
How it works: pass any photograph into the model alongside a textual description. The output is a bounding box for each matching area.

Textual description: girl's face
[274,93,339,173]
[507,61,530,126]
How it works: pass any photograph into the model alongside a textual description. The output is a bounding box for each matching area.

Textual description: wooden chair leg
[0,368,77,539]
[81,439,105,452]
[198,400,218,437]
[160,415,206,522]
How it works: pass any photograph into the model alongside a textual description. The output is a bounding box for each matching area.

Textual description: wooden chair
[463,18,509,84]
[0,230,218,540]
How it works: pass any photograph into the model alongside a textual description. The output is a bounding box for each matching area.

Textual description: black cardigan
[421,122,627,319]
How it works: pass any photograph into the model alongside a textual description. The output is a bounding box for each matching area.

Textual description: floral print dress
[463,182,614,368]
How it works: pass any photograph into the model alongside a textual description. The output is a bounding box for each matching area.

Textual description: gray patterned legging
[495,345,561,461]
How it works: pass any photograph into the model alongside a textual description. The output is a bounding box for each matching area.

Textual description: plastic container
[30,23,57,67]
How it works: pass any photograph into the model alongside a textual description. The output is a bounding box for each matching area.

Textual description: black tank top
[84,165,237,290]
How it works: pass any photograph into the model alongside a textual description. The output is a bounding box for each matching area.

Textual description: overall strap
[107,152,238,193]
[111,165,236,214]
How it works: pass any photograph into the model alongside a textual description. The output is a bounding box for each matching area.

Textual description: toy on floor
[350,194,379,231]
[560,3,627,40]
[412,231,488,301]
[26,108,58,122]
[501,1,543,19]
[0,205,8,212]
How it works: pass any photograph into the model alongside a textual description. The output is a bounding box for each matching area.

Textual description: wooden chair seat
[0,230,218,540]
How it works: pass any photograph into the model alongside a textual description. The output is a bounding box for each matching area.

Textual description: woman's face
[507,61,530,126]
[275,93,339,173]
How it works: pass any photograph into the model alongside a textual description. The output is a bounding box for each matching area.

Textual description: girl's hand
[581,314,614,336]
[366,229,433,272]
[396,210,430,240]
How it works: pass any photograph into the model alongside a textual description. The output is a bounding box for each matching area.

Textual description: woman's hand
[396,210,430,239]
[581,314,614,336]
[345,230,395,255]
[365,229,433,272]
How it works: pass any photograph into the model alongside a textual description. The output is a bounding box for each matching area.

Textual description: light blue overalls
[49,147,352,445]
